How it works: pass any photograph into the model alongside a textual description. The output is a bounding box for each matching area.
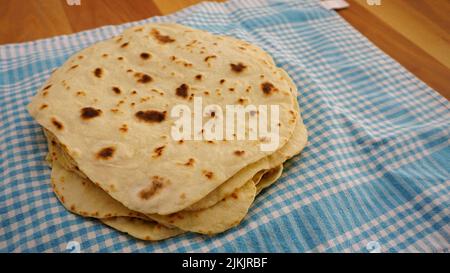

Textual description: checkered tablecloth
[1,0,449,253]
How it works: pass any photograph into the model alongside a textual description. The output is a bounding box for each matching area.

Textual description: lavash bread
[28,23,298,216]
[101,217,185,241]
[27,23,308,240]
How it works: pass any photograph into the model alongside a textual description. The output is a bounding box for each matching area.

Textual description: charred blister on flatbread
[134,72,153,84]
[93,68,103,78]
[152,145,165,158]
[96,147,115,160]
[230,63,247,73]
[176,84,189,98]
[135,110,166,123]
[202,170,214,180]
[151,29,175,44]
[138,176,168,200]
[140,52,151,60]
[261,82,278,95]
[112,87,121,95]
[51,118,64,130]
[80,107,102,120]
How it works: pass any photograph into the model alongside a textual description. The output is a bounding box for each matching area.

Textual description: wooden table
[0,0,448,99]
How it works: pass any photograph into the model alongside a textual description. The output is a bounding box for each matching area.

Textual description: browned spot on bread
[203,91,210,95]
[77,55,84,60]
[219,79,225,84]
[39,104,48,110]
[140,52,151,60]
[261,82,277,95]
[151,29,175,43]
[178,139,184,144]
[228,88,235,92]
[139,176,167,200]
[180,193,186,199]
[119,124,128,133]
[234,150,245,156]
[204,55,216,62]
[120,42,129,48]
[51,118,63,130]
[210,111,216,117]
[203,170,213,179]
[117,56,124,61]
[68,65,78,71]
[134,27,143,32]
[195,74,202,80]
[176,84,189,98]
[42,91,49,97]
[96,147,115,160]
[231,192,238,199]
[238,98,246,104]
[134,73,152,83]
[112,87,121,94]
[94,68,102,78]
[135,110,166,123]
[101,53,108,58]
[81,107,102,119]
[131,90,137,95]
[140,97,150,103]
[70,205,76,210]
[207,140,215,144]
[76,91,86,96]
[184,158,195,166]
[43,84,52,91]
[130,102,136,107]
[230,63,247,73]
[152,145,165,158]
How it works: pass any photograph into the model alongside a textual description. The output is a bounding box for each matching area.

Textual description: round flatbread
[28,23,299,215]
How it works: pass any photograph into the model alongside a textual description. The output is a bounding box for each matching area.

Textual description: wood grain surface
[0,0,448,99]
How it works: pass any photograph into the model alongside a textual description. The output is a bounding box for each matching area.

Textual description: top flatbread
[27,23,298,215]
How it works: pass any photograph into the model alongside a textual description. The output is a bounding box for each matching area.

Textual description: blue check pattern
[1,0,449,253]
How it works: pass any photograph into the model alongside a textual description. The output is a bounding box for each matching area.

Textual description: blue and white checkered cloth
[1,0,449,253]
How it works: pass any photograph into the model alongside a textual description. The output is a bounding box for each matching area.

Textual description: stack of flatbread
[27,23,307,241]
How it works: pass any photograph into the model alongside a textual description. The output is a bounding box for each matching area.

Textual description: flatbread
[101,217,184,241]
[50,149,256,235]
[51,160,142,219]
[256,165,284,195]
[28,23,299,215]
[147,180,256,235]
